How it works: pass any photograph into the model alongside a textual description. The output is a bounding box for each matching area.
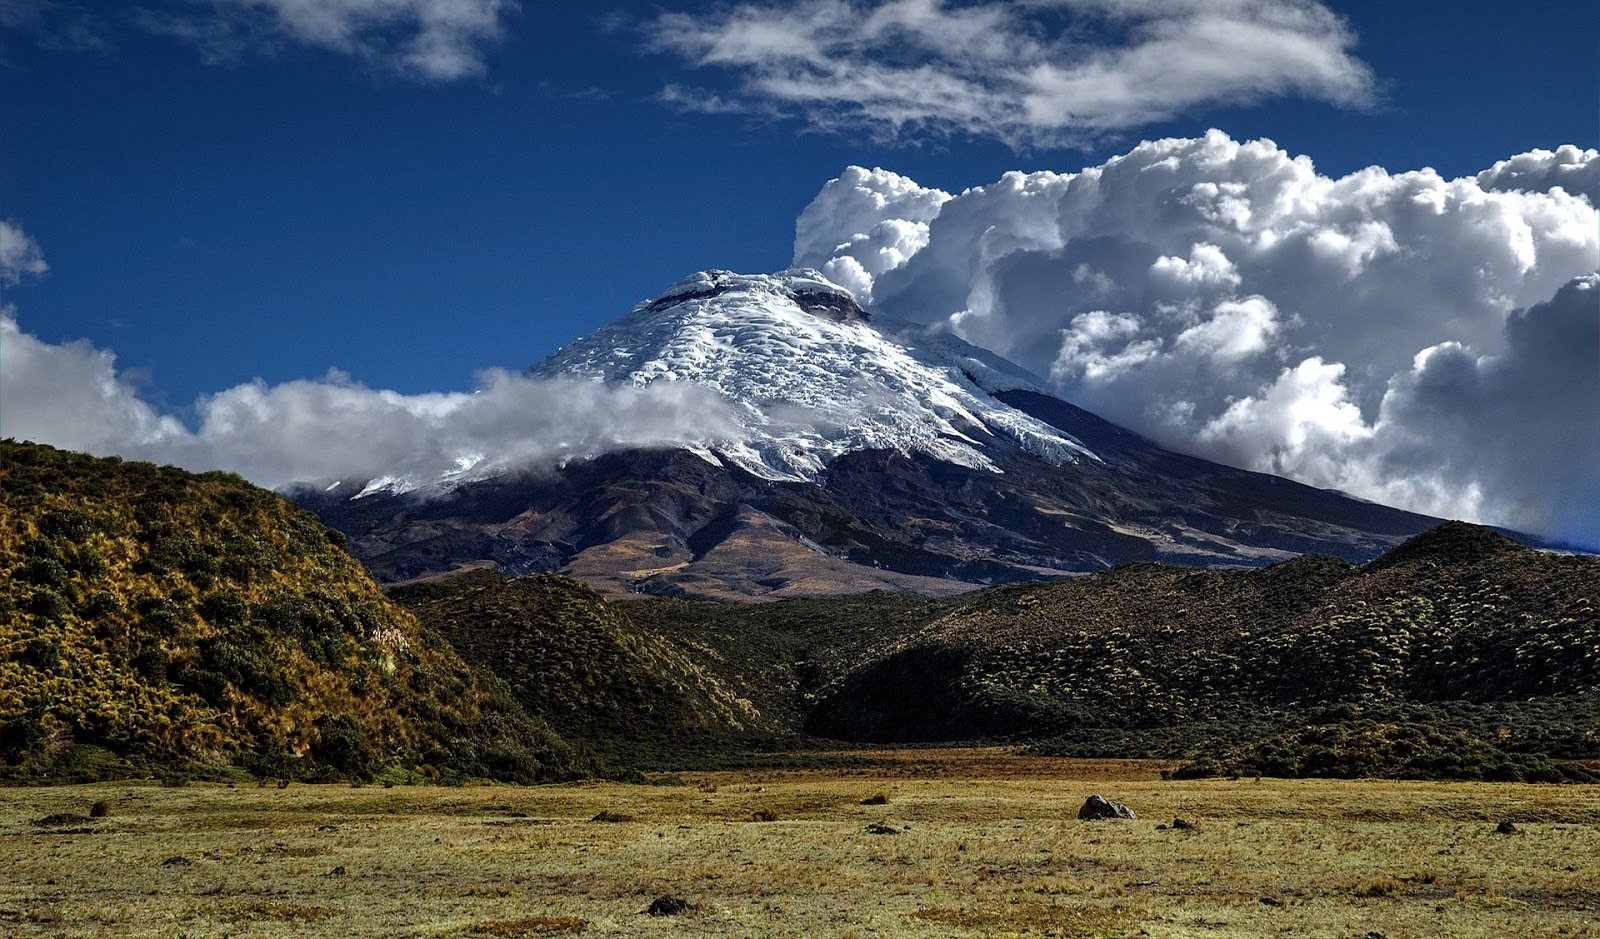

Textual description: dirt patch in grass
[450,916,588,936]
[911,901,1137,935]
[219,900,336,922]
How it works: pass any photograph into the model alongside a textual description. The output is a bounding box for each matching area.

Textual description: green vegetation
[819,525,1600,782]
[395,523,1599,782]
[391,571,773,766]
[0,441,588,783]
[4,440,1595,786]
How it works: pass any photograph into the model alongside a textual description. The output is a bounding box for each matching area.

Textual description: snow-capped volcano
[303,267,1456,600]
[528,269,1095,481]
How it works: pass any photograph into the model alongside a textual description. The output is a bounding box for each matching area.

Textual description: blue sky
[2,0,1597,544]
[2,0,1593,404]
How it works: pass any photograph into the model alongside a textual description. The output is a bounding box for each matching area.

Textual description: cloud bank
[0,227,741,495]
[644,0,1373,148]
[796,133,1600,542]
[138,0,516,81]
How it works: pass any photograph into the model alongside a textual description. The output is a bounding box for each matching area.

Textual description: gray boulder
[1078,794,1136,820]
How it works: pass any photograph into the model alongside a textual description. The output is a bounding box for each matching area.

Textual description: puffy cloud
[1,314,743,495]
[1477,145,1599,198]
[1364,277,1600,545]
[792,166,951,303]
[643,0,1373,149]
[0,315,187,453]
[140,0,515,81]
[0,219,48,285]
[795,133,1600,539]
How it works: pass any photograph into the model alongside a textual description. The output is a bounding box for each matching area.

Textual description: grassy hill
[0,441,589,783]
[389,571,776,765]
[396,523,1599,781]
[4,438,1594,784]
[804,523,1600,781]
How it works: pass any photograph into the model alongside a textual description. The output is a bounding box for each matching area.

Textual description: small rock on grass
[1078,794,1136,820]
[865,822,900,835]
[1495,821,1520,834]
[645,896,694,917]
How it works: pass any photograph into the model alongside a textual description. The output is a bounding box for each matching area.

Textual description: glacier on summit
[528,269,1096,482]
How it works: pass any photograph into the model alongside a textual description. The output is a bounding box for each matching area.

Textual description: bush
[311,715,379,780]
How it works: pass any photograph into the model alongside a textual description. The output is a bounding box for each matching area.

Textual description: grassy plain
[3,749,1598,938]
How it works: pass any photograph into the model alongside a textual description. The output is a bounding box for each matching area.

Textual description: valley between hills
[3,439,1598,938]
[4,439,1596,785]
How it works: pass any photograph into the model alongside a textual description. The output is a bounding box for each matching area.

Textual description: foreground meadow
[3,750,1597,938]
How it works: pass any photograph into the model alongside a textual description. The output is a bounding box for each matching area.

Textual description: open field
[3,750,1598,938]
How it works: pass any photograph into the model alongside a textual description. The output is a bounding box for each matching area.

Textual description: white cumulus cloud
[794,132,1600,541]
[1,313,744,495]
[1476,145,1599,198]
[644,0,1374,148]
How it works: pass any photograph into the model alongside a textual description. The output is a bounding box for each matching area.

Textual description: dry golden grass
[3,748,1598,938]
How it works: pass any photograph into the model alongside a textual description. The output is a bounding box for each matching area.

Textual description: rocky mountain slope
[301,270,1449,599]
[0,441,587,783]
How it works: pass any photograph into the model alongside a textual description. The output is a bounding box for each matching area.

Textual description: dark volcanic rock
[1078,795,1136,820]
[300,402,1454,600]
[645,895,694,916]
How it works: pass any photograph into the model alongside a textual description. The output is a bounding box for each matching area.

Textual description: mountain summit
[528,269,1093,481]
[302,270,1450,599]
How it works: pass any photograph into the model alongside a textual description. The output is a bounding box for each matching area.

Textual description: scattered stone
[865,822,900,835]
[1078,795,1136,821]
[1495,821,1520,835]
[860,792,890,806]
[160,856,192,867]
[316,824,340,832]
[325,866,346,877]
[590,811,636,823]
[1172,817,1197,831]
[644,895,694,917]
[750,809,778,822]
[1259,896,1284,907]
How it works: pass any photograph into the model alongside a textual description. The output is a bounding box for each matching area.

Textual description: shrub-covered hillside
[391,571,773,762]
[804,523,1600,781]
[0,441,587,783]
[393,521,1599,781]
[4,438,1593,785]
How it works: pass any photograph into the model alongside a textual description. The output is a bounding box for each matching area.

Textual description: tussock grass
[2,749,1597,937]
